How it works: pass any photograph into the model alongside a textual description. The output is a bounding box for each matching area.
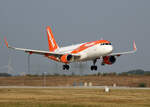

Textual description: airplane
[4,26,137,71]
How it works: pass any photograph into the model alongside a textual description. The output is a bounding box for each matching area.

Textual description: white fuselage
[55,42,113,62]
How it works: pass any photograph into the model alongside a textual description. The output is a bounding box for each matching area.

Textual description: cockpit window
[101,43,111,45]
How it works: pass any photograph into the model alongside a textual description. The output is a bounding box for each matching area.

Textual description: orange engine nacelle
[60,54,73,63]
[103,56,116,65]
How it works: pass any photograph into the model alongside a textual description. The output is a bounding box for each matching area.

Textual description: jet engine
[60,54,73,63]
[102,56,116,65]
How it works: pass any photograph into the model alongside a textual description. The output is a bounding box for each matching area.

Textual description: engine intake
[60,54,73,63]
[103,56,116,65]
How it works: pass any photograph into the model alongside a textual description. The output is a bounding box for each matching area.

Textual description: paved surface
[0,86,150,90]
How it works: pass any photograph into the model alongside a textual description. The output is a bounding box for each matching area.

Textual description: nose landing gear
[91,59,98,71]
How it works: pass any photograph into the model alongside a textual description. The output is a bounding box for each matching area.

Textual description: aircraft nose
[107,45,113,53]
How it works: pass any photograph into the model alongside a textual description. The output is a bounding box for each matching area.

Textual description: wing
[110,41,137,57]
[4,38,80,59]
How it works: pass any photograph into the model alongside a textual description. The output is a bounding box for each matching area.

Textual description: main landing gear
[63,64,70,70]
[91,59,97,71]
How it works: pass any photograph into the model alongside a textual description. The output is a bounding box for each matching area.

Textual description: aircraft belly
[79,46,108,61]
[77,48,99,61]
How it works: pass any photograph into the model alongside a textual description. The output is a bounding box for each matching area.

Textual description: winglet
[133,41,137,51]
[4,37,9,48]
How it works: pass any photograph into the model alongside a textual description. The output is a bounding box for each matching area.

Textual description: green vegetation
[138,83,147,87]
[0,73,11,77]
[1,69,150,77]
[121,69,150,75]
[0,88,150,107]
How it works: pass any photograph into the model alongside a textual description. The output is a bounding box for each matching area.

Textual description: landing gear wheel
[66,65,69,70]
[63,64,70,70]
[91,59,98,71]
[91,66,94,71]
[91,65,97,71]
[63,65,66,70]
[94,66,97,70]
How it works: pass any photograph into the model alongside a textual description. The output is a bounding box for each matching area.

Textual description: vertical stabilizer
[46,26,59,52]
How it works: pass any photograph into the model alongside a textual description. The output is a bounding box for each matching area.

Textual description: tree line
[0,69,150,77]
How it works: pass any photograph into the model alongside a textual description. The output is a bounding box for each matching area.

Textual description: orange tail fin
[46,26,59,52]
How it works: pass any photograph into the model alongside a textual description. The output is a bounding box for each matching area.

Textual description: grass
[0,88,149,107]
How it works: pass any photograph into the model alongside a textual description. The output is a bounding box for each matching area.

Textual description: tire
[94,66,97,70]
[63,65,66,70]
[66,65,69,70]
[91,66,93,71]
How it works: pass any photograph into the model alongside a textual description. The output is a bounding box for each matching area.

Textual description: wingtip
[4,37,9,48]
[46,26,51,30]
[133,41,137,51]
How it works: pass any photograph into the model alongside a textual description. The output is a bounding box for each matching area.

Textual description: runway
[0,86,150,90]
